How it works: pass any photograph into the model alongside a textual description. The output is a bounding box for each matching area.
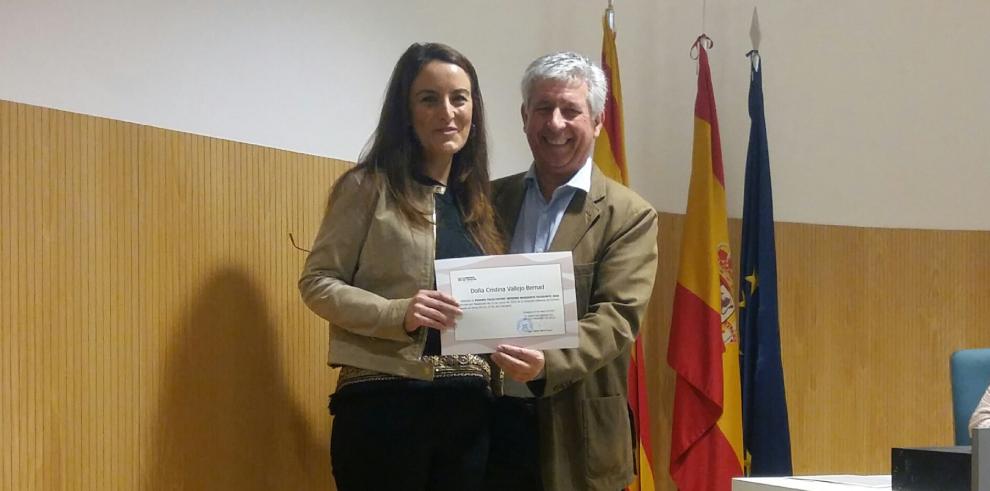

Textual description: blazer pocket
[573,262,596,316]
[583,394,633,479]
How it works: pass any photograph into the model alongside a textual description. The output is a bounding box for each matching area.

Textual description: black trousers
[484,396,544,491]
[329,387,491,491]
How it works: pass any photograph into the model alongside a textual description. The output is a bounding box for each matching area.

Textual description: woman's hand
[403,290,462,333]
[492,345,545,382]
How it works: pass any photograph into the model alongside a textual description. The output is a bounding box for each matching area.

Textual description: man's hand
[403,290,462,333]
[492,345,545,382]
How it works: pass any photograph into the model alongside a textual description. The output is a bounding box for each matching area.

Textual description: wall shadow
[147,268,328,490]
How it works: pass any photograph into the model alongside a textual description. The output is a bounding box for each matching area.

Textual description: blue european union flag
[739,53,793,477]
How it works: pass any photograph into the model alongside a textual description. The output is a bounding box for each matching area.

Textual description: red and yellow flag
[592,7,655,491]
[593,8,629,185]
[666,37,744,491]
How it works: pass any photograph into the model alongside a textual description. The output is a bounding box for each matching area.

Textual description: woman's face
[409,61,473,166]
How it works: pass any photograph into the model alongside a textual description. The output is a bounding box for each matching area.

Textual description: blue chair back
[950,348,990,445]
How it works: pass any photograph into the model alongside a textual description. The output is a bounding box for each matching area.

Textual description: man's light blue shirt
[509,157,593,254]
[502,157,592,397]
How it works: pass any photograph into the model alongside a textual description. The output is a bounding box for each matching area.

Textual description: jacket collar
[496,164,606,252]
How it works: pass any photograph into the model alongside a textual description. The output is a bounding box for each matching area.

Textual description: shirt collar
[523,156,594,195]
[413,173,448,195]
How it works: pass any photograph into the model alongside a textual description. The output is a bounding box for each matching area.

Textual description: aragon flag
[739,52,793,477]
[591,7,656,491]
[666,36,744,491]
[593,7,629,184]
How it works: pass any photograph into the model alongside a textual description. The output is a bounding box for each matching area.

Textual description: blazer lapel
[494,173,527,239]
[549,167,606,252]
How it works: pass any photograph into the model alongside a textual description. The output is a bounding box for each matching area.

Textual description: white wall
[2,0,988,230]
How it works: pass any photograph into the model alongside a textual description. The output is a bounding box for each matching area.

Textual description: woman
[299,42,502,491]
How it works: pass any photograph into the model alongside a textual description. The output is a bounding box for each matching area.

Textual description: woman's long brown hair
[341,42,503,255]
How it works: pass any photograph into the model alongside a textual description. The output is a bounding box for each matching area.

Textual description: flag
[593,7,628,185]
[739,52,793,476]
[591,8,655,491]
[667,37,744,491]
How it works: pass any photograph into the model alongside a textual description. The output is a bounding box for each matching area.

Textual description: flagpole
[701,0,707,36]
[669,30,745,491]
[739,10,794,476]
[593,4,652,490]
[748,7,761,73]
[606,0,614,31]
[592,1,628,184]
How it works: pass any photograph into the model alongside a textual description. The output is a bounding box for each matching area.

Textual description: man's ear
[520,103,528,128]
[593,113,604,137]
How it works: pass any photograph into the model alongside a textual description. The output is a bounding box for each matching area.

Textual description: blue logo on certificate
[516,317,533,333]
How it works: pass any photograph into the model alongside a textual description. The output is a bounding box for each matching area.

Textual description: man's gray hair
[521,52,608,120]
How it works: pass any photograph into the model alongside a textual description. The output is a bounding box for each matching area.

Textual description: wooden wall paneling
[1,99,353,489]
[41,103,61,489]
[1,100,9,489]
[1,98,10,491]
[137,123,163,490]
[7,101,24,490]
[139,123,165,489]
[5,97,987,489]
[57,106,71,489]
[25,104,40,491]
[29,101,43,490]
[78,108,91,489]
[110,114,137,488]
[135,116,349,489]
[776,223,990,474]
[12,101,24,490]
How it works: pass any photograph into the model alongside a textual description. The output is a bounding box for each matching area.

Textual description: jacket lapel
[549,167,605,252]
[494,173,527,240]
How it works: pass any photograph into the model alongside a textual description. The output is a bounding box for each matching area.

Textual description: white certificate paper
[434,252,580,355]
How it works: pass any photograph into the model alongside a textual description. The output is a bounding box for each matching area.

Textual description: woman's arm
[299,171,461,341]
[298,171,414,342]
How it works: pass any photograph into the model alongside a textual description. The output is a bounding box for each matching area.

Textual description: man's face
[522,78,602,188]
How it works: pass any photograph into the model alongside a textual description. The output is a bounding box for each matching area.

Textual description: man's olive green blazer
[493,166,659,491]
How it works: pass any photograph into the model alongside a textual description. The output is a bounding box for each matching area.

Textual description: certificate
[434,252,579,355]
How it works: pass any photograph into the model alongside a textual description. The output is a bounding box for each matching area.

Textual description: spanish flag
[591,7,655,491]
[667,37,744,491]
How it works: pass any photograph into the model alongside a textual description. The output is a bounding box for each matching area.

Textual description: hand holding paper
[403,289,462,333]
[492,345,545,382]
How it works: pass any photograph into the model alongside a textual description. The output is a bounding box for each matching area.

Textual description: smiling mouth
[439,127,459,134]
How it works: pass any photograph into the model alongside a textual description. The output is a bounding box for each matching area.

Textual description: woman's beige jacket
[299,169,442,381]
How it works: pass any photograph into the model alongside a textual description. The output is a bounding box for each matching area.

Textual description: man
[485,52,659,491]
[972,384,990,433]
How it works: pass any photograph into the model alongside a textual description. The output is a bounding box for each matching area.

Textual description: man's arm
[539,203,659,396]
[971,385,990,432]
